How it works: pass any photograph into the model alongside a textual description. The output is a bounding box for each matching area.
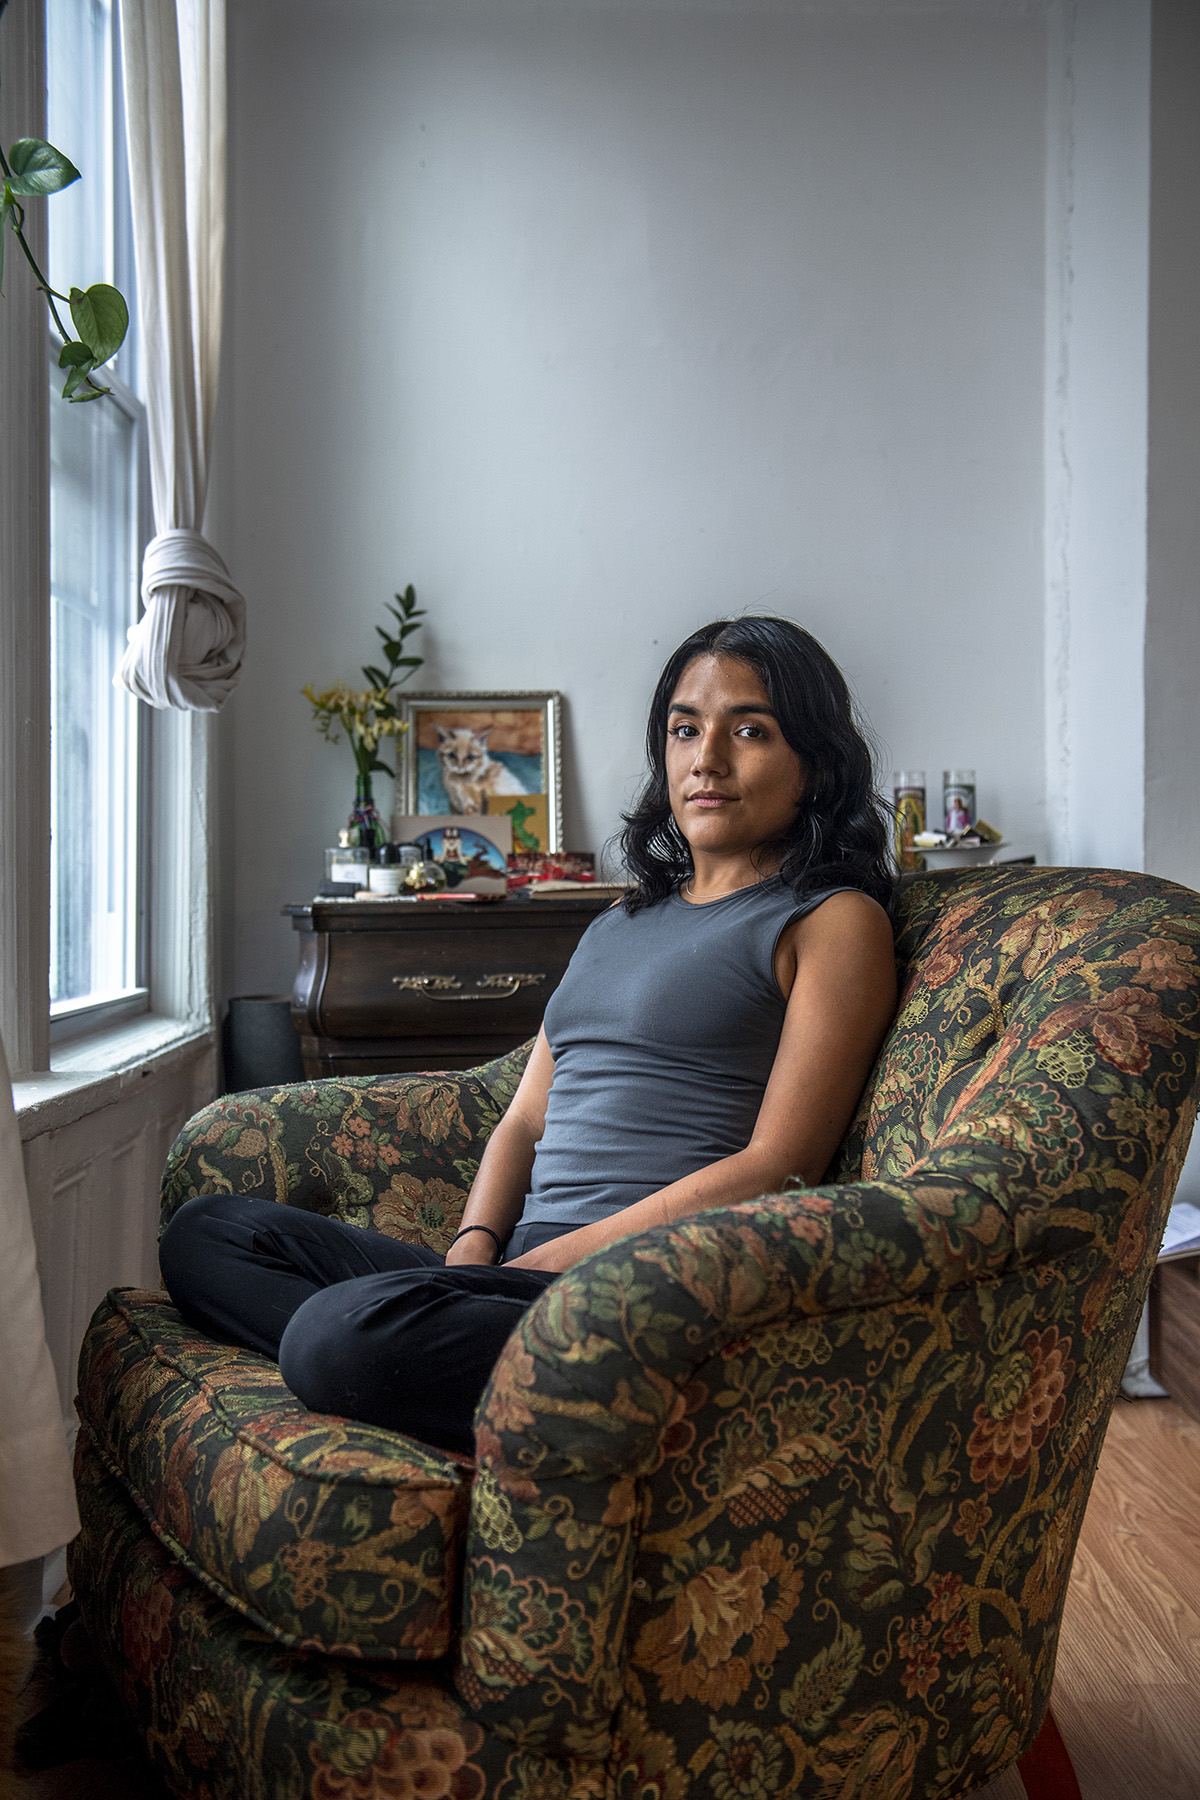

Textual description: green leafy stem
[303,586,427,783]
[0,133,129,401]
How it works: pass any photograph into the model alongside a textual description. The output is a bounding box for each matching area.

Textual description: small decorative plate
[414,826,509,876]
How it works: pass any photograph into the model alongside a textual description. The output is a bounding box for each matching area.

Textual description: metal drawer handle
[393,972,546,1001]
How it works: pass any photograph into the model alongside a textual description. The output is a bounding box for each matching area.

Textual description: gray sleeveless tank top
[516,878,856,1234]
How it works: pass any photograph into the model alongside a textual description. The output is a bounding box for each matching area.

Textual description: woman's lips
[688,793,736,808]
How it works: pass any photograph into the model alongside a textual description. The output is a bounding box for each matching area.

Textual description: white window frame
[46,347,152,1048]
[45,0,150,1047]
[1,0,214,1087]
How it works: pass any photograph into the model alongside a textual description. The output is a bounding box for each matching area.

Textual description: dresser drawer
[287,897,609,1076]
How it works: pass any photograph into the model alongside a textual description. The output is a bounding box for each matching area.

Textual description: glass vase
[347,772,384,852]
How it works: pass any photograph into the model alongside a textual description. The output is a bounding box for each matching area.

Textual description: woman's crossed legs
[159,1194,557,1455]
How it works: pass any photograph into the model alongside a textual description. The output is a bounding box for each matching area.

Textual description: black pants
[159,1195,561,1455]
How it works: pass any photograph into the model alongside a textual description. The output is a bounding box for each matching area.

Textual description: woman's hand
[444,1227,503,1268]
[501,1223,601,1275]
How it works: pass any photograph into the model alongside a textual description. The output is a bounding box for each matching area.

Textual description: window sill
[13,1015,216,1142]
[49,988,150,1047]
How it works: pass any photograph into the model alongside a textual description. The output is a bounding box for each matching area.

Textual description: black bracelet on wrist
[449,1224,505,1256]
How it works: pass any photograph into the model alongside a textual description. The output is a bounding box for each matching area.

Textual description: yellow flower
[302,681,410,757]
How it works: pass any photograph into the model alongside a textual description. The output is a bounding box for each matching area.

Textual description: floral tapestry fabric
[71,1432,601,1800]
[159,1045,532,1245]
[77,1289,472,1660]
[71,867,1200,1799]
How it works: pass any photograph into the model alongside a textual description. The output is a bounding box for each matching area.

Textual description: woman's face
[665,654,806,866]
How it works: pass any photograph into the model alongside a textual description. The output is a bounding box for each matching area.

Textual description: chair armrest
[480,1172,1014,1482]
[457,1169,1145,1764]
[160,1041,535,1239]
[455,1174,1017,1746]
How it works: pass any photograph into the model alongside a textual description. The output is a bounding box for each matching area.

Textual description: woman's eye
[737,724,766,738]
[669,722,698,738]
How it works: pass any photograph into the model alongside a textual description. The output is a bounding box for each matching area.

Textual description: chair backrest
[831,864,1200,1276]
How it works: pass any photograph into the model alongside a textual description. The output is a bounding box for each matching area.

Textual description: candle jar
[893,771,926,872]
[368,864,407,895]
[943,769,976,834]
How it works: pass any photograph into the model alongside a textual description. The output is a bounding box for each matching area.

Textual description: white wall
[1145,0,1200,895]
[1043,0,1151,871]
[218,0,1050,997]
[19,1036,216,1432]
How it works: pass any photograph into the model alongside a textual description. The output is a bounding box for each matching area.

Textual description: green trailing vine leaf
[62,357,103,401]
[5,135,79,196]
[0,14,130,403]
[69,282,129,363]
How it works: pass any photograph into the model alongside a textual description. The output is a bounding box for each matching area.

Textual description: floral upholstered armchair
[70,865,1200,1800]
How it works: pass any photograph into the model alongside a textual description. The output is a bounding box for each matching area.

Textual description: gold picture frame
[397,691,564,854]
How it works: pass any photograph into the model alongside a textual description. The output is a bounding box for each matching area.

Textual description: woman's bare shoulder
[775,888,894,996]
[801,888,892,935]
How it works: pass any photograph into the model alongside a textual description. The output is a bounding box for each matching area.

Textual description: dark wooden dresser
[285,894,611,1076]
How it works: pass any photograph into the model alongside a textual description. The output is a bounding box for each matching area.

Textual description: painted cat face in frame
[435,726,494,777]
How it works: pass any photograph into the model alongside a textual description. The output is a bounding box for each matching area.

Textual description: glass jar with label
[943,769,976,835]
[893,771,926,872]
[325,844,371,886]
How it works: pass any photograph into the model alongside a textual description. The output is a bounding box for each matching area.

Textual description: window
[46,0,147,1037]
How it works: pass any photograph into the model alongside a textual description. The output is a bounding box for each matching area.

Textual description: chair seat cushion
[76,1289,473,1661]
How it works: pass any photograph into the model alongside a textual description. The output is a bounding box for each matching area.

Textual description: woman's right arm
[443,1028,555,1266]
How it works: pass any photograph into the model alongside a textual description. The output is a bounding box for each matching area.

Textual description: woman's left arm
[505,891,897,1274]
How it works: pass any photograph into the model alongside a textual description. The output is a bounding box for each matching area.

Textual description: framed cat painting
[397,691,564,853]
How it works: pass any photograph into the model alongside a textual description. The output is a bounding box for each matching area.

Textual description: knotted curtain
[116,0,245,711]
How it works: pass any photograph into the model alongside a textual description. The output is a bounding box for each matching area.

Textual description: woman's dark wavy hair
[620,616,895,913]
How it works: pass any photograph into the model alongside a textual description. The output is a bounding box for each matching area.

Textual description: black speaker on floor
[222,995,306,1094]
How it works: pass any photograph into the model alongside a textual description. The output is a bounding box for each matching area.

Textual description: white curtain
[0,1035,78,1568]
[116,0,245,712]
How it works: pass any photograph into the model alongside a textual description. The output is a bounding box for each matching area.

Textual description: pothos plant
[0,0,130,401]
[302,586,426,843]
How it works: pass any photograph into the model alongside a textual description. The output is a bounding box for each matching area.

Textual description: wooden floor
[979,1395,1200,1800]
[10,1396,1200,1800]
[1051,1397,1200,1796]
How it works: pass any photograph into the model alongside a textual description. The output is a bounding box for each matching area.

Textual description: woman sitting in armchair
[160,615,897,1454]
